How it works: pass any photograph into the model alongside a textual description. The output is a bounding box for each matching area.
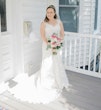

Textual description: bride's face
[46,8,55,20]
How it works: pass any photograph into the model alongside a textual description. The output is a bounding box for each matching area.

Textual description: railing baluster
[83,37,86,70]
[99,50,101,73]
[93,39,97,72]
[74,39,76,67]
[78,38,81,68]
[69,40,72,66]
[88,37,92,71]
[64,36,67,66]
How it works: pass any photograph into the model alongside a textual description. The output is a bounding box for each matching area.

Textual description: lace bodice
[45,20,61,38]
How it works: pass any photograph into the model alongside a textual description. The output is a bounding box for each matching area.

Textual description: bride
[8,5,69,104]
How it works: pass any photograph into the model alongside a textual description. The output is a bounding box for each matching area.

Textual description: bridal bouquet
[46,33,63,55]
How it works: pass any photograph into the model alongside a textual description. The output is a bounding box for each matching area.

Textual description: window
[94,0,98,30]
[59,0,79,32]
[0,0,7,32]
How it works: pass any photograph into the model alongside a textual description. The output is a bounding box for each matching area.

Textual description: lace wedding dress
[7,20,69,104]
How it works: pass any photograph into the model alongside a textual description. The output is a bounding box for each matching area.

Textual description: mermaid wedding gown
[8,20,69,104]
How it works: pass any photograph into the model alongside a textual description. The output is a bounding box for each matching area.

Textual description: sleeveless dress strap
[57,19,61,24]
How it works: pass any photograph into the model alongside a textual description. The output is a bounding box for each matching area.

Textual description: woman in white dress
[8,5,69,104]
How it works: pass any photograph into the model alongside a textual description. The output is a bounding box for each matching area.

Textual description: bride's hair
[44,5,58,22]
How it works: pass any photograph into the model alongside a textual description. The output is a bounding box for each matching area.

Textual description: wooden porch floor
[0,70,101,110]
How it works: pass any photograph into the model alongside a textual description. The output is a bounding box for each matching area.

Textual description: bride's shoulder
[57,19,63,27]
[41,21,47,25]
[57,19,62,24]
[40,21,46,27]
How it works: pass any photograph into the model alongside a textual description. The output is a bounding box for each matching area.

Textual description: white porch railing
[63,32,101,78]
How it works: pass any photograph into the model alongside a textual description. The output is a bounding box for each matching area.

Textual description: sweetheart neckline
[45,20,59,27]
[46,22,59,27]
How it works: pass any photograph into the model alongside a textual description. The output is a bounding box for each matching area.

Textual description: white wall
[0,34,14,83]
[79,0,95,34]
[22,0,48,75]
[0,0,15,83]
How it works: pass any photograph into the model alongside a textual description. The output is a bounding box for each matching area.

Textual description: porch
[0,0,101,109]
[0,31,101,110]
[0,70,101,110]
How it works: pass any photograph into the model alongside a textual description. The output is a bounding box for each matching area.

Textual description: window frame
[0,0,12,35]
[59,0,79,33]
[0,0,7,33]
[94,0,101,34]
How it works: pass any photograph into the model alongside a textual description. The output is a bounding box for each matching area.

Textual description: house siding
[0,34,13,83]
[78,0,96,67]
[0,0,15,83]
[79,0,95,34]
[0,0,100,83]
[22,0,48,75]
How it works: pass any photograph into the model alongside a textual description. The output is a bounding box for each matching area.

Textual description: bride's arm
[40,22,48,44]
[59,20,64,40]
